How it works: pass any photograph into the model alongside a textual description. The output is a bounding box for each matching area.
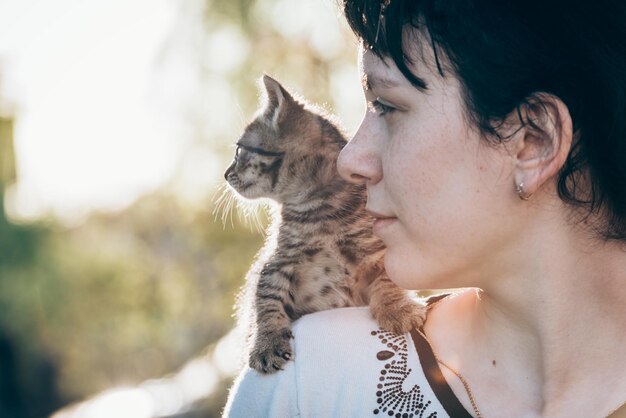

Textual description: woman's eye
[368,99,396,116]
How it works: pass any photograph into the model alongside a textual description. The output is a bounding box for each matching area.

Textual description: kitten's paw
[373,301,427,335]
[249,327,294,374]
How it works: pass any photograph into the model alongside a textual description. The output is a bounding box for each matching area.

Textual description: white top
[223,305,473,418]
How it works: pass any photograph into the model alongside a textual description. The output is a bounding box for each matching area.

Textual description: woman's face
[338,45,521,290]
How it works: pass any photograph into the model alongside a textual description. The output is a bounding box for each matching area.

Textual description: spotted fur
[225,75,426,374]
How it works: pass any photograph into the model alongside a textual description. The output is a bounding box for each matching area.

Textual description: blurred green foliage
[1,181,265,417]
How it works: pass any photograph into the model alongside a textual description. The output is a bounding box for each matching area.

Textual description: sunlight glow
[56,388,155,418]
[203,24,250,73]
[212,328,245,376]
[52,348,222,418]
[0,0,183,222]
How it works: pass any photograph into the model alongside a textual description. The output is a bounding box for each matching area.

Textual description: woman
[225,1,626,416]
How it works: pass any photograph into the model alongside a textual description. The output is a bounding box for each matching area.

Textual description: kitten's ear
[261,74,295,129]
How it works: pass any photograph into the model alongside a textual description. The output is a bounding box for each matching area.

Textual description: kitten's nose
[224,161,236,180]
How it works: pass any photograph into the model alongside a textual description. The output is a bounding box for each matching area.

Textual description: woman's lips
[373,217,396,231]
[366,209,397,233]
[365,209,394,219]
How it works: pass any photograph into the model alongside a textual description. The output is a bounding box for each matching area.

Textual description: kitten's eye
[235,145,241,158]
[367,98,396,116]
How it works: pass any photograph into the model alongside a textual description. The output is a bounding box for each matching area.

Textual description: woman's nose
[337,117,383,185]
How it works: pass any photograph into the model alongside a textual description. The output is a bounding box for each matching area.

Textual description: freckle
[492,359,496,366]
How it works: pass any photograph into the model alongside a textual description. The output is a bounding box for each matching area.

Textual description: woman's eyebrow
[361,72,401,91]
[362,71,428,91]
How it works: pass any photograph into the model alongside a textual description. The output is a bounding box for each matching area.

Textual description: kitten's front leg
[250,273,295,374]
[368,272,427,335]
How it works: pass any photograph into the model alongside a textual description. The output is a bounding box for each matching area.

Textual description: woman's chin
[383,250,451,291]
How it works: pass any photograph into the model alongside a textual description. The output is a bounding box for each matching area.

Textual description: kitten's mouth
[226,176,253,192]
[235,181,254,192]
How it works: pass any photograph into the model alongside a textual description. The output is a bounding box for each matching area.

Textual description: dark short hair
[342,0,626,242]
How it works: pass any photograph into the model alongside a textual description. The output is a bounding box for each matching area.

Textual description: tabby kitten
[225,75,426,374]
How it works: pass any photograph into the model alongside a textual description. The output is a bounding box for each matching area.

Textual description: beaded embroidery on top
[371,329,438,418]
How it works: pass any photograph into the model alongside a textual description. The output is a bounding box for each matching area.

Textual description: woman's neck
[424,226,626,417]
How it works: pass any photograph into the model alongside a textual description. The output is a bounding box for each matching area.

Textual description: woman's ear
[506,93,573,199]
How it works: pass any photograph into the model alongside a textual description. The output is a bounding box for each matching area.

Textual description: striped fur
[225,75,426,374]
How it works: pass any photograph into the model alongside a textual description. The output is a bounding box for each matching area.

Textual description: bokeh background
[0,0,363,416]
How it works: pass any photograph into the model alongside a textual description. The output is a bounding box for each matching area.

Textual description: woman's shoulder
[292,306,378,339]
[225,305,454,417]
[291,291,453,337]
[290,307,391,375]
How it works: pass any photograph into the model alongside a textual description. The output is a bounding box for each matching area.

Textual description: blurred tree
[0,113,63,417]
[0,116,42,267]
[0,116,15,187]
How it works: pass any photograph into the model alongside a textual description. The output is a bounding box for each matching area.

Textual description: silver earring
[516,182,532,201]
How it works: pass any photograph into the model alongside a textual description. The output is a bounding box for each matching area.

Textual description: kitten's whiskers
[213,183,237,229]
[213,183,270,234]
